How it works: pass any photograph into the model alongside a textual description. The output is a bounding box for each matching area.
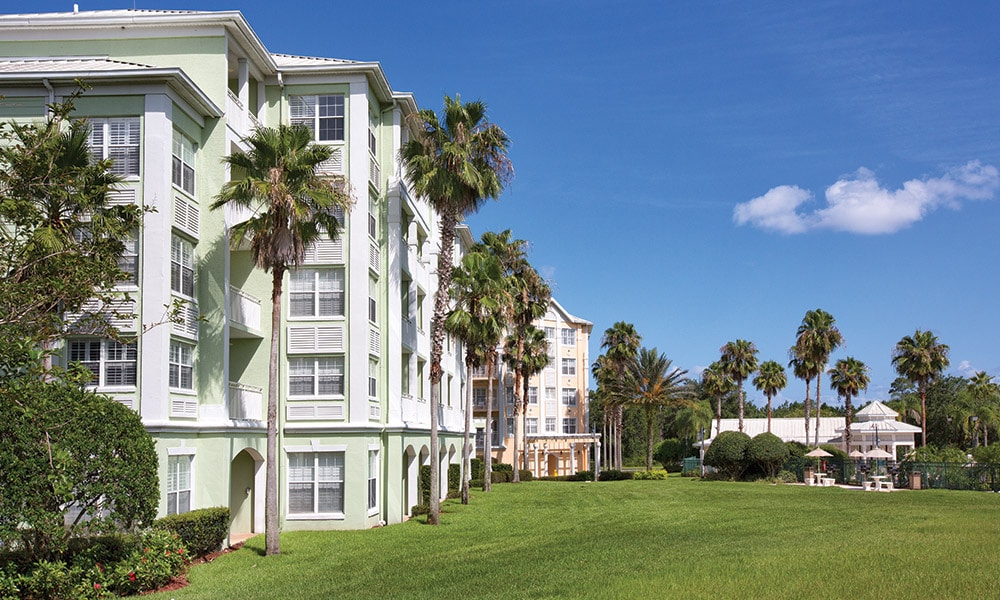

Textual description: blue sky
[25,0,1000,406]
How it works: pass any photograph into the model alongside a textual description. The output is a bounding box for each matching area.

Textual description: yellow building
[474,298,598,477]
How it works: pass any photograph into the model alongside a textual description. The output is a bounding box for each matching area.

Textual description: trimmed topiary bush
[704,430,751,480]
[154,507,229,558]
[448,463,461,491]
[568,470,594,482]
[632,470,668,480]
[748,432,790,478]
[653,438,684,470]
[598,470,633,481]
[518,469,533,482]
[470,458,483,481]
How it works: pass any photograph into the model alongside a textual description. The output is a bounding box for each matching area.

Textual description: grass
[154,478,1000,599]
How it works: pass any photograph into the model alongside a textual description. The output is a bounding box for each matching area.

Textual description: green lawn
[156,479,1000,599]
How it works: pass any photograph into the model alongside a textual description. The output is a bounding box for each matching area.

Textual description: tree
[401,95,511,524]
[600,322,642,469]
[616,347,691,471]
[788,344,818,446]
[510,324,550,474]
[0,357,158,562]
[0,90,143,350]
[747,432,790,478]
[967,371,1000,447]
[828,357,870,452]
[795,309,843,446]
[212,124,350,555]
[719,339,759,433]
[754,360,787,433]
[704,430,751,480]
[892,329,950,447]
[445,250,507,503]
[701,361,734,436]
[671,400,713,447]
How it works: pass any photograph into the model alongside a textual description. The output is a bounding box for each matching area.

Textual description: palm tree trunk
[484,355,494,492]
[646,406,655,471]
[814,374,822,447]
[427,212,457,524]
[265,268,283,556]
[461,363,472,504]
[804,379,811,445]
[602,409,609,469]
[844,395,853,452]
[716,395,722,436]
[512,394,521,483]
[522,372,532,476]
[766,393,772,433]
[920,386,927,446]
[615,404,624,470]
[737,385,745,433]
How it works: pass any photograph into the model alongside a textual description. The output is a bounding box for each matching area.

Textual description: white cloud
[957,360,976,376]
[733,161,1000,234]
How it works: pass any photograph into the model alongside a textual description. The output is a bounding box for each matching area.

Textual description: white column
[570,442,576,474]
[347,80,370,423]
[237,58,249,109]
[533,443,539,477]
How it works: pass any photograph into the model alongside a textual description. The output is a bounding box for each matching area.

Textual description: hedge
[154,507,229,558]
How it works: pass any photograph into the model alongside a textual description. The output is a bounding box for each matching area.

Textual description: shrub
[568,470,594,482]
[419,465,431,503]
[490,470,513,484]
[748,433,790,478]
[107,529,187,597]
[410,504,430,517]
[518,469,533,482]
[154,507,229,558]
[777,470,798,484]
[470,458,483,481]
[704,431,751,480]
[653,438,684,470]
[632,470,668,480]
[447,463,461,491]
[598,470,633,481]
[973,444,1000,464]
[493,463,513,472]
[468,479,484,489]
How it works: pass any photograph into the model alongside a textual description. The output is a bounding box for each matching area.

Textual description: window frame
[288,356,345,398]
[526,417,538,434]
[561,388,577,406]
[170,235,195,298]
[560,328,575,346]
[528,386,538,405]
[68,338,137,389]
[562,418,578,434]
[166,454,193,516]
[289,268,345,319]
[561,358,577,376]
[287,451,345,517]
[544,417,556,433]
[290,94,345,142]
[367,449,379,514]
[171,130,196,195]
[87,117,140,177]
[169,340,194,391]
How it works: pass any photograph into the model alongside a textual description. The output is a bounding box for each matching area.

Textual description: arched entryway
[229,448,263,542]
[403,445,418,517]
[547,453,560,477]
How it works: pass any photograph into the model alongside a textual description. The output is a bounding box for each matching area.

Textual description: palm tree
[672,400,714,448]
[445,250,508,503]
[507,324,549,475]
[701,361,734,436]
[591,355,617,469]
[400,95,511,524]
[486,230,549,482]
[891,329,950,447]
[795,309,843,446]
[601,322,641,469]
[828,357,870,452]
[754,360,787,433]
[968,371,1000,446]
[719,339,759,433]
[788,344,818,446]
[212,124,350,556]
[616,348,691,471]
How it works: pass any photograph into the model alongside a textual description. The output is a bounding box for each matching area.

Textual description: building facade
[474,298,598,477]
[0,8,469,537]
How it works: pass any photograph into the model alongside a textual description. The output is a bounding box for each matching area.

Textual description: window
[290,95,345,142]
[473,387,487,408]
[289,357,344,397]
[288,452,344,515]
[368,278,377,323]
[545,417,556,433]
[166,455,192,515]
[172,131,195,195]
[170,236,194,297]
[368,360,378,398]
[562,388,577,406]
[117,233,139,285]
[368,197,377,239]
[561,328,575,346]
[561,358,576,376]
[506,386,515,405]
[367,449,379,512]
[506,418,515,435]
[88,117,140,176]
[562,418,578,434]
[528,386,538,404]
[526,418,538,434]
[368,114,377,155]
[169,341,194,390]
[68,338,137,387]
[544,327,555,342]
[545,387,556,400]
[401,355,410,396]
[289,268,344,317]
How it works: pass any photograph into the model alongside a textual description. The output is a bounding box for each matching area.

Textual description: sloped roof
[0,57,155,73]
[272,53,358,67]
[855,400,898,421]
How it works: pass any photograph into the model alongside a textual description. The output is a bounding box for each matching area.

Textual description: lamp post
[699,426,706,476]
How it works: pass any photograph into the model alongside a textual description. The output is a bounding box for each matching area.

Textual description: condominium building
[474,298,598,476]
[0,8,470,538]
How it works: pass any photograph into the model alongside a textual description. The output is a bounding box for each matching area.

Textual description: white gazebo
[836,401,919,460]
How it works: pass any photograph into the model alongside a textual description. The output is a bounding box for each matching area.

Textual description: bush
[632,470,668,480]
[154,507,229,558]
[470,458,483,481]
[518,469,533,482]
[490,470,514,484]
[448,463,461,491]
[748,433,790,478]
[973,444,1000,464]
[107,529,187,597]
[598,470,633,481]
[468,479,484,489]
[410,504,430,517]
[777,470,798,484]
[493,463,513,472]
[653,438,684,470]
[704,431,751,480]
[568,470,594,482]
[419,465,431,503]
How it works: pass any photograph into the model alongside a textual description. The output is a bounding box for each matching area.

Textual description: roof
[704,417,846,447]
[549,298,594,333]
[855,400,899,421]
[0,57,155,73]
[272,54,358,67]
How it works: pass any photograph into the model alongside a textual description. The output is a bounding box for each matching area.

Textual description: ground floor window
[288,452,344,515]
[166,455,192,515]
[367,450,378,512]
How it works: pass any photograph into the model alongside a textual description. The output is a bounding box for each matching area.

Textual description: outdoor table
[813,472,827,486]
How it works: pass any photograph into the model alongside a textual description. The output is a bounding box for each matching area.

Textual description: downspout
[276,71,284,122]
[42,78,54,114]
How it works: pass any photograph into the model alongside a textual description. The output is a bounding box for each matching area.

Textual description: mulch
[141,541,244,595]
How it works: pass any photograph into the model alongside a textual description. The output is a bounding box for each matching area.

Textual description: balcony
[226,89,260,138]
[229,287,262,338]
[229,382,263,420]
[401,317,417,350]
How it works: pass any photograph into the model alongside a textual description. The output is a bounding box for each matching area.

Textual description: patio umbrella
[805,448,833,458]
[849,450,866,458]
[864,449,893,459]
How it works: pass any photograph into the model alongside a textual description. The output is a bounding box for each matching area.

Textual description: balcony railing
[229,287,261,333]
[226,90,259,137]
[229,382,263,420]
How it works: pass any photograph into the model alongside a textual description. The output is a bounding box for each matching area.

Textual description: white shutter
[170,299,199,340]
[288,404,344,421]
[545,369,556,387]
[170,397,198,418]
[106,188,137,206]
[287,325,344,353]
[65,298,136,333]
[173,197,200,238]
[369,404,381,420]
[368,327,380,355]
[316,147,343,175]
[368,243,380,273]
[303,238,344,264]
[316,405,344,419]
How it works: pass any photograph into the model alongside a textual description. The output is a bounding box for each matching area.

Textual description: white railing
[401,317,417,349]
[229,382,263,420]
[226,90,258,137]
[229,286,261,331]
